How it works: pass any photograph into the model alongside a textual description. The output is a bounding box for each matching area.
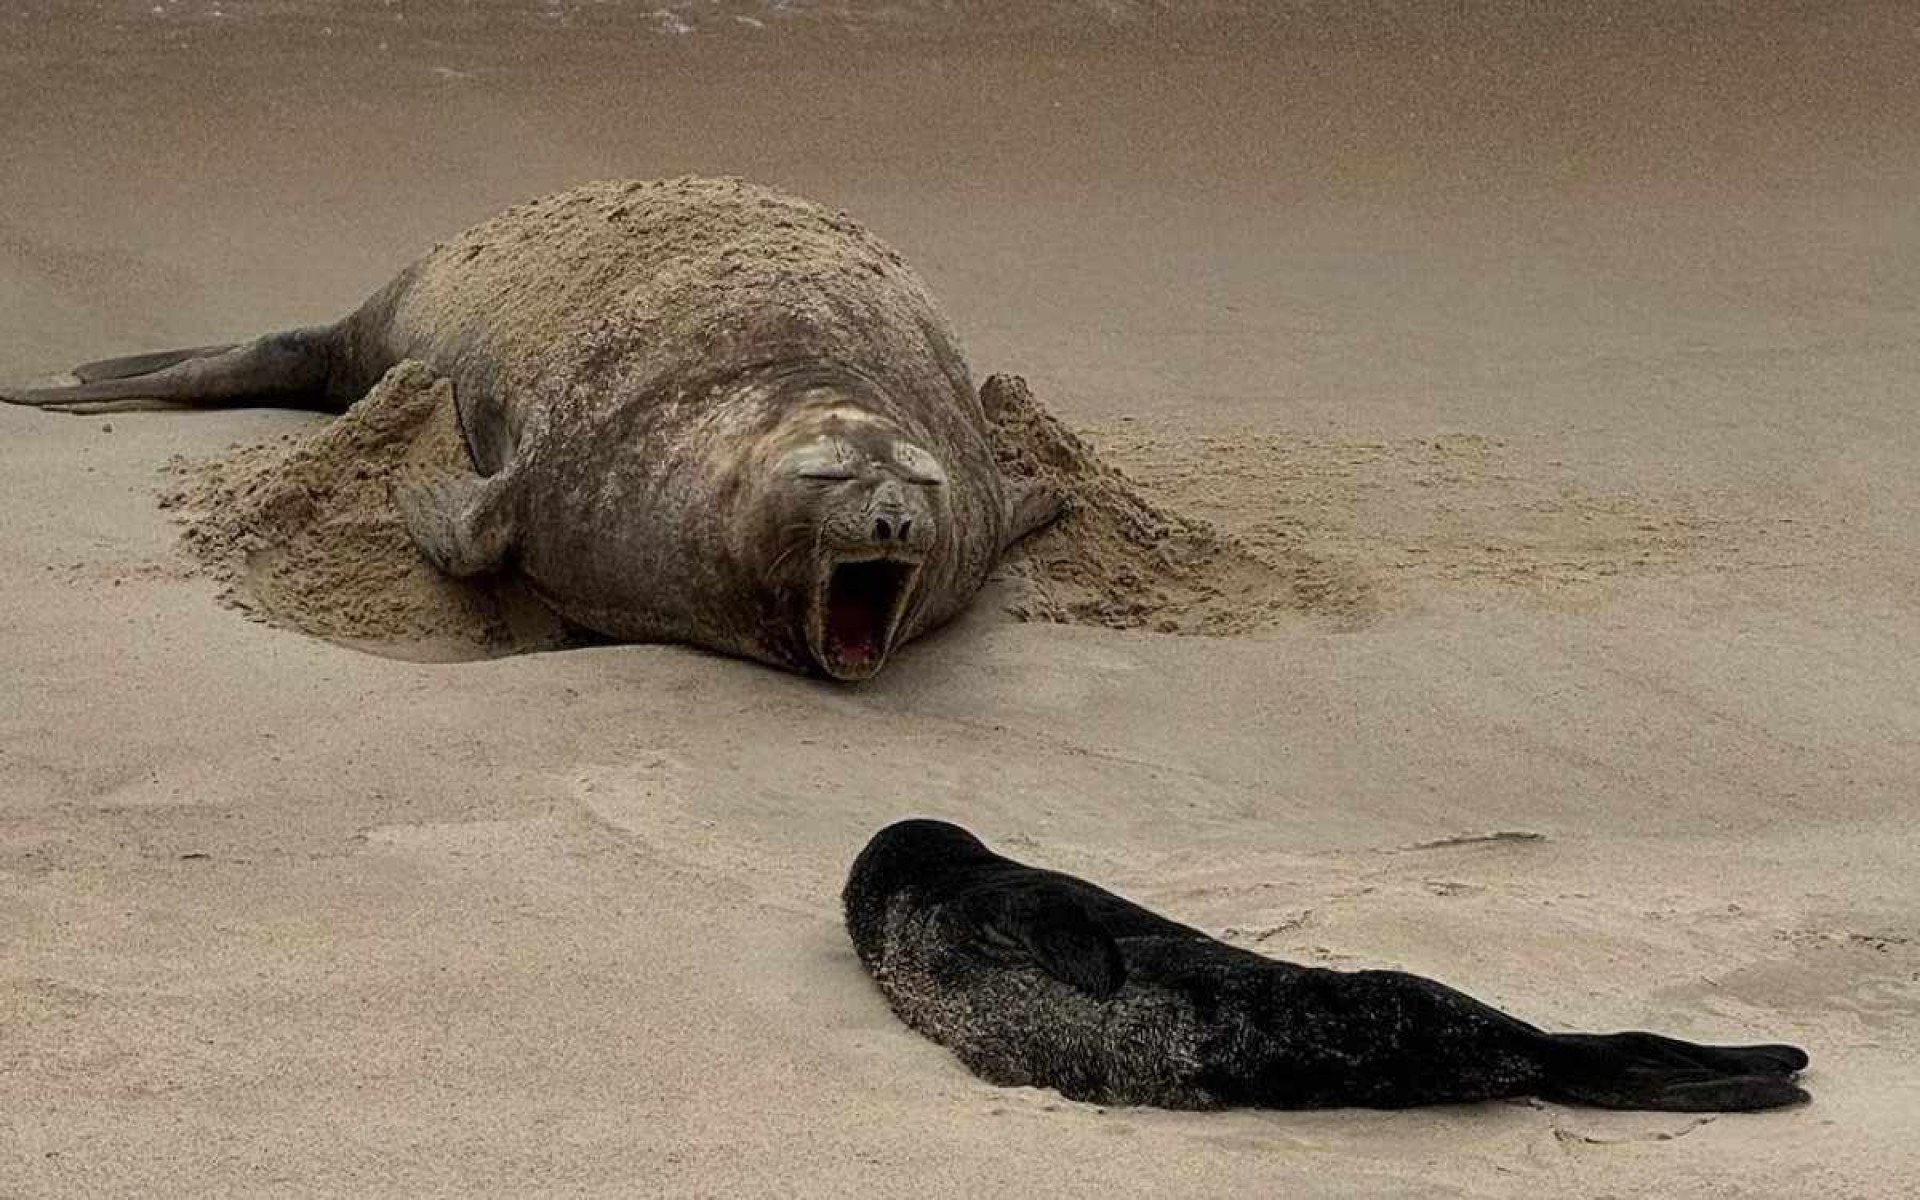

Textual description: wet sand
[3,3,1918,1195]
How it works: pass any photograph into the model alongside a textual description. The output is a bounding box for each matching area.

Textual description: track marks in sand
[1087,423,1839,611]
[564,719,1256,917]
[1708,924,1920,1031]
[570,751,841,914]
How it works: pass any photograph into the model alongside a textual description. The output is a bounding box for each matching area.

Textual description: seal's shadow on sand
[162,365,1372,665]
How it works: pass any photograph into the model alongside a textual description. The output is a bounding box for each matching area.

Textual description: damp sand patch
[161,365,1368,661]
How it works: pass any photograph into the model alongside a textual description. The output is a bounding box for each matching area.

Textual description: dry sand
[4,3,1918,1196]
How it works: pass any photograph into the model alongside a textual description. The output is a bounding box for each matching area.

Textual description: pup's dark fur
[844,819,1810,1111]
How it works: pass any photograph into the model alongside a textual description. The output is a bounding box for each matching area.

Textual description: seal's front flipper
[1,327,337,414]
[1538,1030,1811,1111]
[1001,478,1068,551]
[967,884,1125,1000]
[393,467,517,579]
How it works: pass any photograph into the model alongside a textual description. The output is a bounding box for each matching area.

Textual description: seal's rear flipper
[393,466,517,579]
[1538,1030,1810,1111]
[966,884,1126,1000]
[72,344,240,383]
[1,327,337,414]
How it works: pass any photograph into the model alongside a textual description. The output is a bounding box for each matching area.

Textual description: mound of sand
[982,374,1370,633]
[161,366,1365,660]
[162,362,572,661]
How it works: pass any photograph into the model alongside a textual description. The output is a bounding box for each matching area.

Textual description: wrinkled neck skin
[513,361,1004,678]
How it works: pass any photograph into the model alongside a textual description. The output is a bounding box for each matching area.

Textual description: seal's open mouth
[810,556,922,681]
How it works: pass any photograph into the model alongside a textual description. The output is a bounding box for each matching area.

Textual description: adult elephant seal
[843,819,1812,1111]
[2,177,1064,680]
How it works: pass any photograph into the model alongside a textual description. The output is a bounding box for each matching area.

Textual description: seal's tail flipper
[2,327,338,415]
[1538,1030,1810,1111]
[71,343,240,383]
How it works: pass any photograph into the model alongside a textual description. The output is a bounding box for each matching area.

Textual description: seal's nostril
[874,517,892,541]
[898,519,912,541]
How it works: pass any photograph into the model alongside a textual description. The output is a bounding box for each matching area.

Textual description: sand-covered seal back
[381,177,981,477]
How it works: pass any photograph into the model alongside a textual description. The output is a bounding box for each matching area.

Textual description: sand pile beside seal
[982,375,1370,633]
[162,361,570,661]
[162,367,1361,658]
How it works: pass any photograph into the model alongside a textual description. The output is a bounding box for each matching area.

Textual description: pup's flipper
[966,883,1126,1000]
[1539,1030,1810,1111]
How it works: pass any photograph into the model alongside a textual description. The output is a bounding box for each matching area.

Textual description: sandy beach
[3,2,1917,1195]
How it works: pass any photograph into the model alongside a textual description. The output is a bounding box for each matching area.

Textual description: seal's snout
[867,506,928,553]
[862,478,933,554]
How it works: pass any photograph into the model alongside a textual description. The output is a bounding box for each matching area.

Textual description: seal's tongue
[822,560,915,677]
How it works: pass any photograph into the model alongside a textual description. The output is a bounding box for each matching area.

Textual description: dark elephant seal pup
[844,820,1811,1111]
[3,178,1063,680]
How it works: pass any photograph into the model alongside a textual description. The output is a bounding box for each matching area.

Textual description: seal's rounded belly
[4,178,1064,679]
